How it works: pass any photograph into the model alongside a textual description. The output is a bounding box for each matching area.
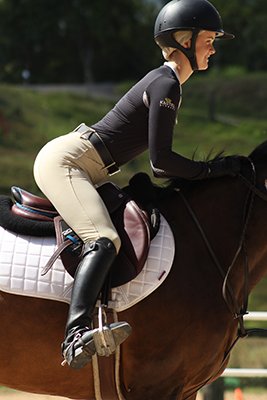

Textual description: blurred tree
[211,0,267,71]
[0,0,161,83]
[1,0,267,83]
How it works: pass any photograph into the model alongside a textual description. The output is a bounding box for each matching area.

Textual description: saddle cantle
[11,186,58,221]
[11,180,155,288]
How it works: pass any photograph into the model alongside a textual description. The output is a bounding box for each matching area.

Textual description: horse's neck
[244,199,267,292]
[159,178,267,307]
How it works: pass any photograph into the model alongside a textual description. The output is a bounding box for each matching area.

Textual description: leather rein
[179,157,267,400]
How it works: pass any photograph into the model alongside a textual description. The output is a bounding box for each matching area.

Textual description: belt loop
[74,123,95,138]
[74,123,121,176]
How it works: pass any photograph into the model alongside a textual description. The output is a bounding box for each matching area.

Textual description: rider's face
[195,31,216,70]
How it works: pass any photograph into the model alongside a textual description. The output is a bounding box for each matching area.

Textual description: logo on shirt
[160,98,176,111]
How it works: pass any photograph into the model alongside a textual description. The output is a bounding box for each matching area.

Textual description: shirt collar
[164,61,180,83]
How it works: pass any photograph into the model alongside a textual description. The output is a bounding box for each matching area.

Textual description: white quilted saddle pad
[0,215,174,312]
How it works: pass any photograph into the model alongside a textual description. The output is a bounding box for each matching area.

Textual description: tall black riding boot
[62,237,132,370]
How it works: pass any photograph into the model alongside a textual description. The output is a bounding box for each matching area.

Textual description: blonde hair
[161,30,205,60]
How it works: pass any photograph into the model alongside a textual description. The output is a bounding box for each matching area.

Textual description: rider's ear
[182,39,191,49]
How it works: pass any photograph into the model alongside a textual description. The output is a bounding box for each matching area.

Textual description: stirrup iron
[93,305,132,357]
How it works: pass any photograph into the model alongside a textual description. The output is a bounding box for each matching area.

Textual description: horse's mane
[159,149,225,195]
[156,140,267,198]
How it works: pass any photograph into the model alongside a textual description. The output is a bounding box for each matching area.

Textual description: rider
[33,0,239,370]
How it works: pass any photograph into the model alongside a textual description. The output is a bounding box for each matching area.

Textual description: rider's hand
[208,156,241,178]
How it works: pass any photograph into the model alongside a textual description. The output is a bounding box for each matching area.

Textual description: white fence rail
[222,312,267,378]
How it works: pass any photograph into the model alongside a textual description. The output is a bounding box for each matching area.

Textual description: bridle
[179,157,267,400]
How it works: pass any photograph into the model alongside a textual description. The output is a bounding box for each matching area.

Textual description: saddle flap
[110,199,150,287]
[97,183,151,286]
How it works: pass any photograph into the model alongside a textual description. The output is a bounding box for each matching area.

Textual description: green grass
[0,85,116,195]
[0,385,15,392]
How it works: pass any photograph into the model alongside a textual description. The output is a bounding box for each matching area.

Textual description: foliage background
[0,0,267,83]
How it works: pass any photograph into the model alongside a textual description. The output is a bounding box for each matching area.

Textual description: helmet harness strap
[155,28,201,72]
[174,30,200,72]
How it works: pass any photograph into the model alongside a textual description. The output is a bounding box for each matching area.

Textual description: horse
[1,140,267,400]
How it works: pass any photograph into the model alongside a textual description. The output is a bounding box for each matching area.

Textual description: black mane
[158,139,267,196]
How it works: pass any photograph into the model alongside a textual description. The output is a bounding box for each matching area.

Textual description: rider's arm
[147,74,209,180]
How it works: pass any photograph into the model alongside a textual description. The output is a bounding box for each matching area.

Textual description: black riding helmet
[154,0,234,71]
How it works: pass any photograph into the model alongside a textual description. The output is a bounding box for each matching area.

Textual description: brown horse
[1,141,267,400]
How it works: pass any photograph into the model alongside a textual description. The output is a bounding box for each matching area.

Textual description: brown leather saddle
[11,179,157,289]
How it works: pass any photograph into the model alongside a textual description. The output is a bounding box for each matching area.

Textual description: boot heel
[63,331,96,370]
[65,345,94,370]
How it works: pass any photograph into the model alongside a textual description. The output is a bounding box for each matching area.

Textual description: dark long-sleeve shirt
[92,63,208,180]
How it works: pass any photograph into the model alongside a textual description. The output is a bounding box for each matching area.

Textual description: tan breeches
[33,130,121,253]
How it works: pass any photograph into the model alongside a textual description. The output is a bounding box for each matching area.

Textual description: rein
[179,158,267,400]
